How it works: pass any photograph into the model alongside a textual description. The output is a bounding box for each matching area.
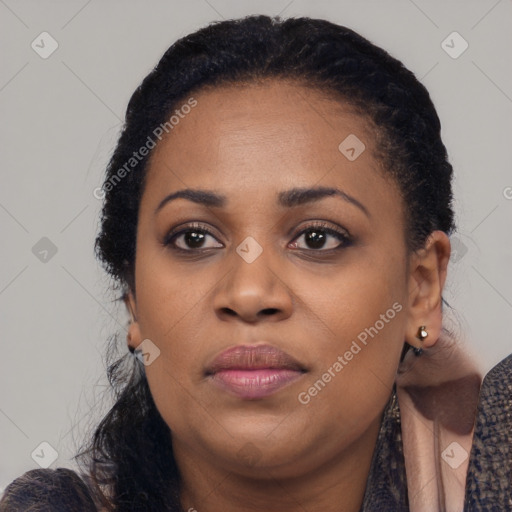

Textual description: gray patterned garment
[361,354,512,511]
[464,354,512,510]
[1,355,511,511]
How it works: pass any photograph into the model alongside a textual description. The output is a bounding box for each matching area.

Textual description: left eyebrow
[277,186,370,217]
[154,186,369,218]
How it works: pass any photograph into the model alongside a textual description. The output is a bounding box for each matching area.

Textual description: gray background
[1,0,511,492]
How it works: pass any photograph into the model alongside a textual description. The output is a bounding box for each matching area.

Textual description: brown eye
[289,222,351,251]
[164,223,223,251]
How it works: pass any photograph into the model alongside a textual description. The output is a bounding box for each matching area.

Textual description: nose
[213,244,293,324]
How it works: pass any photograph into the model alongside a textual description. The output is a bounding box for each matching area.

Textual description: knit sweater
[361,353,512,511]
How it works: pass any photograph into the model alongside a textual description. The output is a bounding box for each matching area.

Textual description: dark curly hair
[75,14,456,511]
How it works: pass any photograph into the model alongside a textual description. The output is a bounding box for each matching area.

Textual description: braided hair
[80,15,456,511]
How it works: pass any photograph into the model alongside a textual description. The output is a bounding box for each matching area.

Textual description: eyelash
[163,221,352,254]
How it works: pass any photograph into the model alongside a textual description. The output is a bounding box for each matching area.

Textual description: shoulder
[482,352,512,387]
[464,353,512,508]
[476,353,512,423]
[0,467,99,511]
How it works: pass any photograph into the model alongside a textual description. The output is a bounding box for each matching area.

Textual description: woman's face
[127,80,435,479]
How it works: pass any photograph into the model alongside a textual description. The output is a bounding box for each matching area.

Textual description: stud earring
[413,325,428,356]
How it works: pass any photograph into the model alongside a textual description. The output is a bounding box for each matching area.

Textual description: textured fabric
[0,467,98,511]
[464,354,512,510]
[395,338,483,511]
[360,353,512,511]
[360,389,409,511]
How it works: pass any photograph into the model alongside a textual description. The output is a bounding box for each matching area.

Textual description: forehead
[142,80,401,216]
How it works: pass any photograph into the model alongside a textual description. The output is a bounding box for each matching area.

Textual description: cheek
[290,257,407,426]
[293,305,405,453]
[133,254,218,418]
[135,249,214,340]
[289,249,407,344]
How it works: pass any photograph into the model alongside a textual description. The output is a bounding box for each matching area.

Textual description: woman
[1,15,510,512]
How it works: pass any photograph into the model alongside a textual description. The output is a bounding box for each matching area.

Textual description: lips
[205,344,307,375]
[204,344,307,399]
[211,369,305,399]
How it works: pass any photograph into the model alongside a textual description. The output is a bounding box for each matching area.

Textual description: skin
[126,80,451,512]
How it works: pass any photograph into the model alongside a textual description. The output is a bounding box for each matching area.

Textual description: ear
[124,290,142,352]
[405,231,451,350]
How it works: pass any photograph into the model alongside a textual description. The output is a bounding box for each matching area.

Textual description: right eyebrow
[155,189,226,215]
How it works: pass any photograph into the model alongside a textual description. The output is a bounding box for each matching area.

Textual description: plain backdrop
[1,0,511,493]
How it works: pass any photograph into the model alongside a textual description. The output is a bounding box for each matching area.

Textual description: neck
[174,415,382,512]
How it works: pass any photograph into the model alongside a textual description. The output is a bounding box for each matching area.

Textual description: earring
[413,325,428,356]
